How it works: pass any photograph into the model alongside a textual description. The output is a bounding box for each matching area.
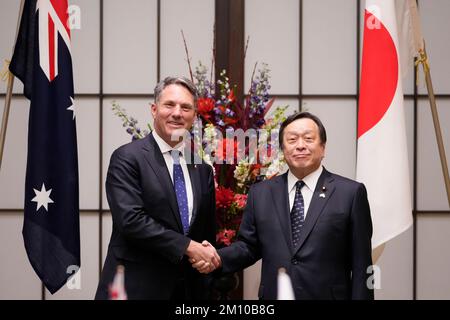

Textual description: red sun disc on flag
[358,10,399,139]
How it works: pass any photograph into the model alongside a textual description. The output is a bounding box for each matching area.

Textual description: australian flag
[9,0,80,294]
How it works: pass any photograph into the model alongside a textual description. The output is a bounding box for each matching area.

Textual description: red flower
[216,229,236,246]
[216,93,238,125]
[224,115,238,125]
[234,194,247,209]
[197,97,215,120]
[215,138,239,162]
[228,89,236,103]
[250,163,263,179]
[216,186,234,209]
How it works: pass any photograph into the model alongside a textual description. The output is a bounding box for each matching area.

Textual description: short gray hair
[154,76,198,108]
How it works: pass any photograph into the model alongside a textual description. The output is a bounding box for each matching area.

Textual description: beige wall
[0,0,449,299]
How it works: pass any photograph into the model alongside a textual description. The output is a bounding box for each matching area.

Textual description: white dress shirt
[152,131,194,223]
[287,166,323,218]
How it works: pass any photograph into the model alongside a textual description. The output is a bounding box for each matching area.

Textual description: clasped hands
[186,240,221,274]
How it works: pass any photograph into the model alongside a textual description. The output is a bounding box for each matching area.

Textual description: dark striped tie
[291,181,305,248]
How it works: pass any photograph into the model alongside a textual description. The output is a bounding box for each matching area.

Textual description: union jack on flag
[9,0,80,294]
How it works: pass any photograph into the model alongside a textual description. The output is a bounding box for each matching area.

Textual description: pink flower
[234,194,247,209]
[216,229,237,246]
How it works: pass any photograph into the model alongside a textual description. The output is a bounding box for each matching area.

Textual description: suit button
[291,258,298,265]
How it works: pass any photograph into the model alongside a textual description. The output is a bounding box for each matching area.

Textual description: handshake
[186,240,222,274]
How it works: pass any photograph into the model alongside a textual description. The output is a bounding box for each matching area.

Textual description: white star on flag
[67,96,76,120]
[31,183,54,212]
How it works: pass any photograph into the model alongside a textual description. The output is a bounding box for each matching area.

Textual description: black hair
[279,111,327,149]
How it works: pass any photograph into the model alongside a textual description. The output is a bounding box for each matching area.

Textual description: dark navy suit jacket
[95,133,216,299]
[219,168,374,300]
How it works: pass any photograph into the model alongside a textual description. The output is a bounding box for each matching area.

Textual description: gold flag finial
[415,49,430,87]
[0,59,11,82]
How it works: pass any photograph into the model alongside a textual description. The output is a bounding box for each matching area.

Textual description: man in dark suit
[95,77,220,300]
[195,112,373,300]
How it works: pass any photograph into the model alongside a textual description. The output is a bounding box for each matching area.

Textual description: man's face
[151,84,196,147]
[282,118,325,178]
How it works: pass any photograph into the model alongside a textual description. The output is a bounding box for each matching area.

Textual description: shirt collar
[152,130,185,157]
[287,165,323,193]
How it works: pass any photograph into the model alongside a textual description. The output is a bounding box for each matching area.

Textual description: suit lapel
[142,134,183,233]
[294,169,336,254]
[271,173,293,253]
[187,164,201,228]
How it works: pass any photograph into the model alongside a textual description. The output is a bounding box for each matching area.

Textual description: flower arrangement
[190,62,288,246]
[112,38,288,247]
[111,100,152,140]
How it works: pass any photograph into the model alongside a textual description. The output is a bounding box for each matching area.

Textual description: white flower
[203,123,219,152]
[263,152,286,178]
[203,154,213,167]
[234,158,251,188]
[204,123,217,142]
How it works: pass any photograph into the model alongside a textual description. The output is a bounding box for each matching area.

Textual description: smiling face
[282,118,325,179]
[151,83,197,147]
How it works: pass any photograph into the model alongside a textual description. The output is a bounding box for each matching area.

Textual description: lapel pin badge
[319,186,327,198]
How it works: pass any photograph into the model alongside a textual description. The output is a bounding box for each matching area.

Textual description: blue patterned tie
[291,181,305,248]
[172,151,190,235]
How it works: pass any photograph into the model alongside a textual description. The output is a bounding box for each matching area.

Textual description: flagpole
[0,69,14,171]
[0,0,25,171]
[408,0,450,207]
[418,48,450,208]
